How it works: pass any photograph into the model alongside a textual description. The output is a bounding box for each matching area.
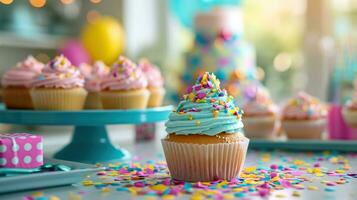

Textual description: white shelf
[0,32,68,50]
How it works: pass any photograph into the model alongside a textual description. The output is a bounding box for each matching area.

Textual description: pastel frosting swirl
[138,58,164,88]
[32,55,85,89]
[282,92,327,120]
[82,61,110,92]
[165,72,244,136]
[243,86,277,116]
[345,96,357,110]
[101,56,148,91]
[2,56,44,88]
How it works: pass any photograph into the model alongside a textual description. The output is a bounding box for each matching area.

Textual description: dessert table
[1,139,356,200]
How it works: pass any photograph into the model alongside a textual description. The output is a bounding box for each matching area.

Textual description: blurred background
[1,0,357,152]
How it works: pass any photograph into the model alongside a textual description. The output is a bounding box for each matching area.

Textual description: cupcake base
[3,87,33,109]
[100,89,149,109]
[243,115,276,139]
[148,87,165,107]
[161,134,249,182]
[30,87,87,110]
[84,92,102,109]
[342,107,357,128]
[282,119,325,139]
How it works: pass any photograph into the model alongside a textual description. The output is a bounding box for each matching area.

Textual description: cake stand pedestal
[0,106,172,163]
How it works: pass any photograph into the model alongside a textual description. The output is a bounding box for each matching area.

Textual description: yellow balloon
[81,16,125,64]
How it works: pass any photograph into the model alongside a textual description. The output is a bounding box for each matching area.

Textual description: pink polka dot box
[0,133,43,169]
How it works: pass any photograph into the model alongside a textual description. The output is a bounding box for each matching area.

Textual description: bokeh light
[60,0,74,5]
[0,0,14,5]
[90,0,102,4]
[256,67,265,81]
[273,52,292,72]
[86,10,100,23]
[29,0,46,8]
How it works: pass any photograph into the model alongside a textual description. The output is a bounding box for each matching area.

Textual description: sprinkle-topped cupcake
[242,86,277,139]
[243,86,277,117]
[162,72,249,182]
[166,72,243,135]
[138,58,166,107]
[83,61,110,92]
[281,92,327,139]
[2,56,44,88]
[81,61,110,109]
[100,56,149,109]
[343,91,357,127]
[30,55,87,110]
[1,56,44,109]
[32,55,84,89]
[282,92,326,120]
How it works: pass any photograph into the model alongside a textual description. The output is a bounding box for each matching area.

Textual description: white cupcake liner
[243,115,276,139]
[161,138,249,182]
[282,118,326,139]
[342,108,357,128]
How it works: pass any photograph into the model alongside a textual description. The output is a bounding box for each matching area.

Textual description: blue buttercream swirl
[165,72,244,136]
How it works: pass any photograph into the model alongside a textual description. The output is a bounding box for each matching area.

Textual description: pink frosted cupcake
[100,56,149,109]
[81,61,110,109]
[281,92,327,139]
[138,58,165,107]
[242,87,277,139]
[30,55,87,110]
[1,56,44,109]
[342,95,357,127]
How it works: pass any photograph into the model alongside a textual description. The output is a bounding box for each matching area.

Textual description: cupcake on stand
[80,61,110,109]
[2,56,44,109]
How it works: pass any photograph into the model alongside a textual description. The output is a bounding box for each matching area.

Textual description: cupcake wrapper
[100,89,149,109]
[342,108,357,128]
[84,92,102,109]
[3,87,33,109]
[30,88,87,110]
[243,116,276,139]
[148,87,165,107]
[282,119,326,139]
[161,139,249,182]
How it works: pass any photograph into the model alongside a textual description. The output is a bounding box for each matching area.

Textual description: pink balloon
[59,40,91,66]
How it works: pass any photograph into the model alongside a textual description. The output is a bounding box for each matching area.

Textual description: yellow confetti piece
[102,187,110,193]
[232,188,244,192]
[49,196,61,200]
[68,192,82,200]
[195,121,201,126]
[188,115,193,120]
[292,191,300,197]
[190,194,204,200]
[162,195,175,200]
[315,172,324,177]
[31,192,44,197]
[150,184,167,192]
[307,185,319,191]
[244,166,256,173]
[213,110,219,118]
[223,194,234,199]
[336,179,346,184]
[275,193,286,198]
[344,164,351,170]
[335,169,345,174]
[293,160,304,165]
[81,180,94,186]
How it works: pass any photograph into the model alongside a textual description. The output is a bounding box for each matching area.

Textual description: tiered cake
[182,7,257,102]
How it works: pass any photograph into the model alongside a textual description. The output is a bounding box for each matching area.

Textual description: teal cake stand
[0,106,172,163]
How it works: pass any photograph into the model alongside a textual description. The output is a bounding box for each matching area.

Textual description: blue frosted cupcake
[162,72,249,182]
